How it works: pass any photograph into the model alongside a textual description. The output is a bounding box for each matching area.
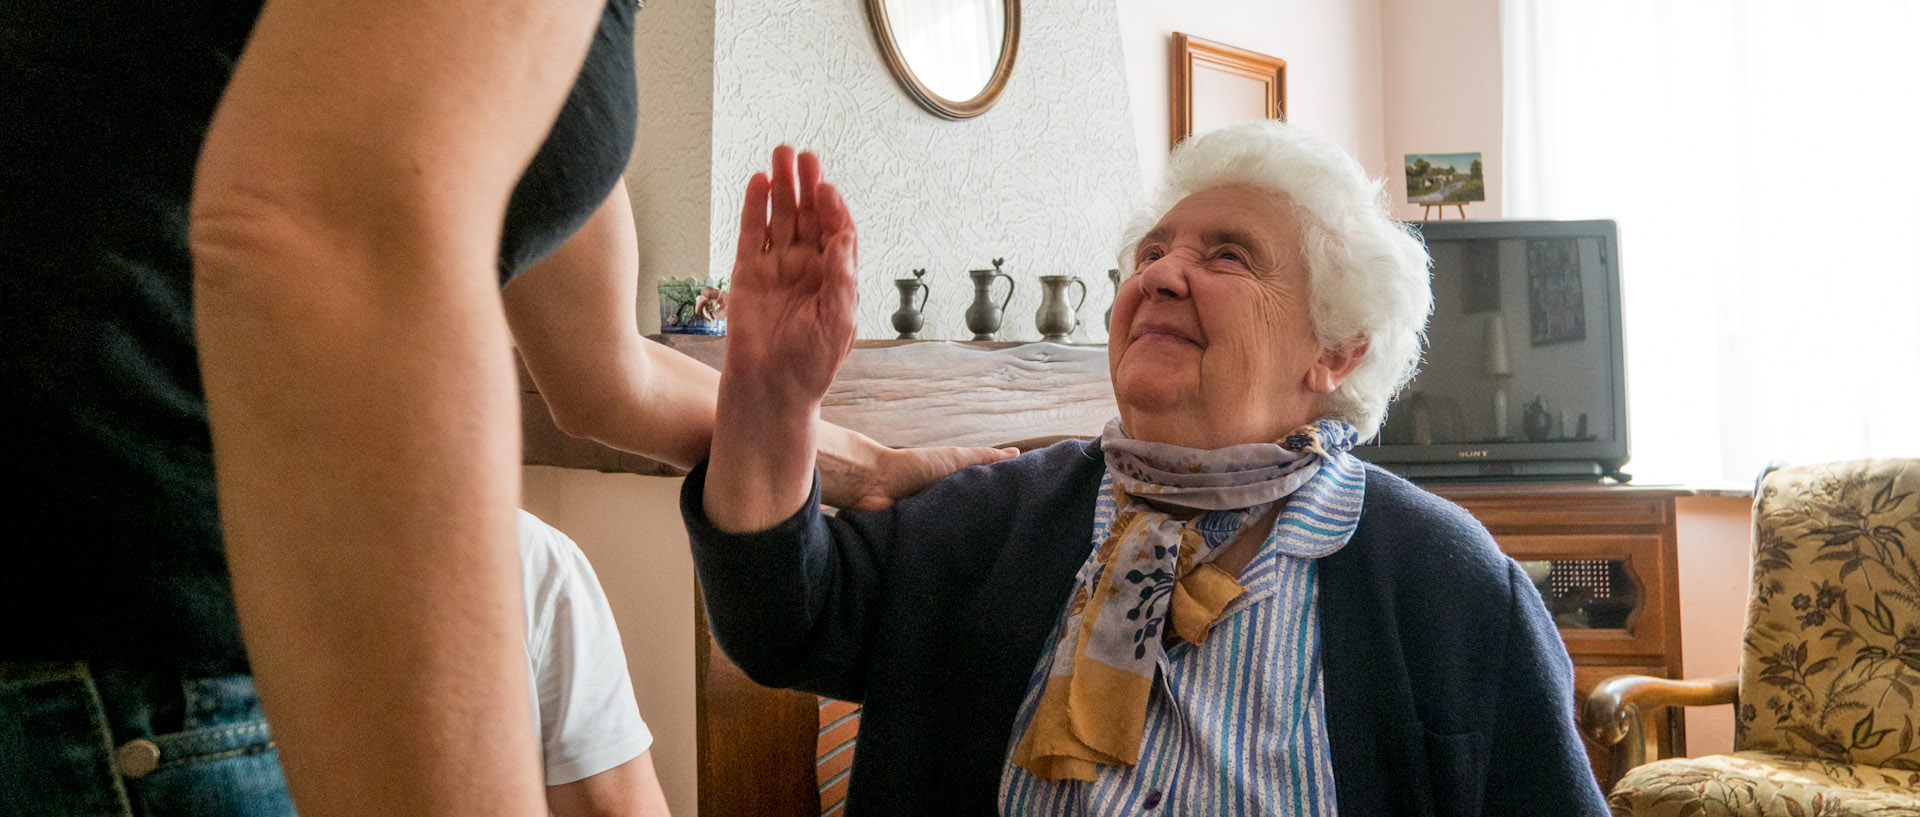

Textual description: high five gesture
[705,146,861,532]
[724,146,860,408]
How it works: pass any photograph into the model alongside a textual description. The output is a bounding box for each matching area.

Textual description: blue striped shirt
[1000,459,1365,816]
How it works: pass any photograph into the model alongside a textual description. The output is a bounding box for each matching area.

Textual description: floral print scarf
[1011,417,1363,783]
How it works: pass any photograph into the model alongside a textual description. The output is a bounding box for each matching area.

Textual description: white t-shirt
[518,510,654,786]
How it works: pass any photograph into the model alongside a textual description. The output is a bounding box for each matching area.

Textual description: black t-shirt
[0,0,637,672]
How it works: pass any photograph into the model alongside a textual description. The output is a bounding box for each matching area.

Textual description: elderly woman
[688,123,1607,816]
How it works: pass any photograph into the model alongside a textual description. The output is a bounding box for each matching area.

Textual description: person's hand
[703,146,860,532]
[722,145,858,410]
[820,439,1019,510]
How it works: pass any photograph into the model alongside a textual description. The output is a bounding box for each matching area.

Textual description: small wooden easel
[1422,202,1469,220]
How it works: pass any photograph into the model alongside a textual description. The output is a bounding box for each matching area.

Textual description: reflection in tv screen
[1380,235,1617,448]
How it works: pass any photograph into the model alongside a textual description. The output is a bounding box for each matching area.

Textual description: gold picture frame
[866,0,1022,120]
[1170,33,1286,149]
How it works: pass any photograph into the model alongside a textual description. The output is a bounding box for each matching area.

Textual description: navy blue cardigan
[682,440,1607,816]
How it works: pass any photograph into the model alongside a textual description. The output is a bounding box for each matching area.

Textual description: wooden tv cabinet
[1428,482,1688,785]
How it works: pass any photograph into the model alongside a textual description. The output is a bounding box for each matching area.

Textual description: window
[1502,0,1920,484]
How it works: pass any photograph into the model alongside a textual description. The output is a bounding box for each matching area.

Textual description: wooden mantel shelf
[520,336,1118,476]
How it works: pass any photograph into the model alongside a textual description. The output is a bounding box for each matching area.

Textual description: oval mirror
[866,0,1020,120]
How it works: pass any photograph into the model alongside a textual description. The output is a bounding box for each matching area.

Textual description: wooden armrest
[1582,673,1739,747]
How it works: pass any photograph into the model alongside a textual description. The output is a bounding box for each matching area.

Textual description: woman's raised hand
[721,145,859,408]
[703,146,860,532]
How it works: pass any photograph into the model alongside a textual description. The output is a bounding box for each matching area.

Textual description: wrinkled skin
[1108,185,1365,449]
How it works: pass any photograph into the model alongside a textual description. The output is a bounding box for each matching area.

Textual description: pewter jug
[891,270,930,339]
[964,262,1015,341]
[1035,274,1088,343]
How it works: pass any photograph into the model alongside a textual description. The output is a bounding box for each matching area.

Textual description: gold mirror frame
[1170,32,1286,149]
[865,0,1021,120]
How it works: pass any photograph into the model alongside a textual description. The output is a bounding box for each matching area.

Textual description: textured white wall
[706,0,1142,343]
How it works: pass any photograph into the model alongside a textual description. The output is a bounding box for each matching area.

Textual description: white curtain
[1502,0,1920,486]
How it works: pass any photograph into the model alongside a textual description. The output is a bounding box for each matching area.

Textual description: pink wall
[1115,0,1504,219]
[522,468,698,817]
[1379,0,1504,221]
[1673,496,1753,756]
[1116,0,1387,195]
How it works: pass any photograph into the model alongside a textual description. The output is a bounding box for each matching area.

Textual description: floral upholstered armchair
[1582,459,1920,816]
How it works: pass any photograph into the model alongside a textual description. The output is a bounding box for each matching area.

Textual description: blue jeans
[0,661,295,817]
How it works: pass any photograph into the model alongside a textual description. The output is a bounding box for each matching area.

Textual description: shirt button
[113,738,162,779]
[1143,790,1164,809]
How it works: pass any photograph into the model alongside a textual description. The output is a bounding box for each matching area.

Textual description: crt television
[1356,219,1630,482]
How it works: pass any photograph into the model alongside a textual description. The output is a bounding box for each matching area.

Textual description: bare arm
[505,179,1011,509]
[504,178,718,469]
[546,752,672,817]
[188,0,604,814]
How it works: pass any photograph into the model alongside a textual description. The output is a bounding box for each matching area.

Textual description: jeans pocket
[1423,727,1489,817]
[133,719,294,817]
[0,662,129,817]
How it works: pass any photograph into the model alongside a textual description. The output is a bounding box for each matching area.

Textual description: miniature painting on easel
[1406,152,1485,220]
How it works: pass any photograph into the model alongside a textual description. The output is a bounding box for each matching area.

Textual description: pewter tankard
[891,270,929,339]
[964,261,1015,341]
[1035,274,1087,343]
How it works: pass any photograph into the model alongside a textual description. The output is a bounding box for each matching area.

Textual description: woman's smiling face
[1108,185,1362,449]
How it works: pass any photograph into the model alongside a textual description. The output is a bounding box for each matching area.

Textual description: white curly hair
[1118,120,1432,441]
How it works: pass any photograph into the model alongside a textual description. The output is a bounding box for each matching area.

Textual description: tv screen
[1357,219,1630,482]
